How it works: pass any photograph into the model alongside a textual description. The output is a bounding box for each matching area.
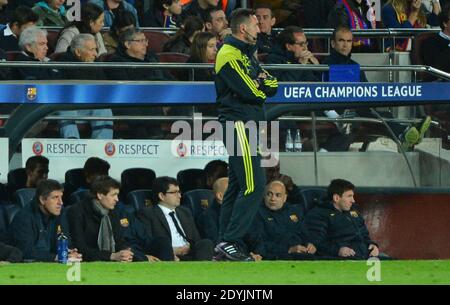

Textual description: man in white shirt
[137,176,214,261]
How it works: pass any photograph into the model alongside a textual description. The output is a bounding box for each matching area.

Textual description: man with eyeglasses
[138,176,214,261]
[266,25,319,82]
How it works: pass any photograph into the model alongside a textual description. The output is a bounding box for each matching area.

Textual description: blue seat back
[181,189,214,220]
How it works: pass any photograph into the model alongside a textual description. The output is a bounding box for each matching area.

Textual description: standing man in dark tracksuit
[214,8,278,261]
[11,180,82,262]
[304,179,380,259]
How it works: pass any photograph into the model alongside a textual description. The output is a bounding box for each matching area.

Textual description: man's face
[264,182,287,211]
[333,189,355,212]
[40,190,63,216]
[242,15,260,45]
[159,184,181,209]
[27,163,49,187]
[287,32,309,59]
[443,18,450,36]
[26,34,48,61]
[75,39,98,62]
[331,30,353,56]
[126,33,148,59]
[48,0,65,10]
[255,8,275,34]
[97,188,119,210]
[168,0,182,15]
[208,10,228,35]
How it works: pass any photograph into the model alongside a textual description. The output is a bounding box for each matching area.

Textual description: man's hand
[288,245,308,254]
[146,255,161,262]
[111,248,134,262]
[299,50,319,65]
[173,245,190,256]
[338,247,356,257]
[68,248,82,262]
[250,252,263,261]
[306,243,317,254]
[368,244,379,257]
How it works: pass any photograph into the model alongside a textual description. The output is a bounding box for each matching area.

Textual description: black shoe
[214,242,254,261]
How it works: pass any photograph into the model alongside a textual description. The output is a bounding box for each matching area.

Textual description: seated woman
[162,15,204,55]
[185,31,217,81]
[382,0,440,51]
[102,10,136,55]
[32,0,67,27]
[54,2,107,57]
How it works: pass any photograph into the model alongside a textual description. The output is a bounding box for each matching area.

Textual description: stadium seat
[177,168,207,193]
[299,188,327,212]
[48,52,66,61]
[157,52,190,79]
[68,189,90,206]
[12,188,36,208]
[5,204,20,225]
[7,168,27,197]
[120,168,156,201]
[64,168,86,203]
[5,51,22,61]
[125,189,153,212]
[46,30,60,55]
[143,31,170,53]
[181,189,214,220]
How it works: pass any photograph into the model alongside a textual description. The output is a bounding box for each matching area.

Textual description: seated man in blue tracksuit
[304,179,380,260]
[11,179,82,262]
[247,180,316,260]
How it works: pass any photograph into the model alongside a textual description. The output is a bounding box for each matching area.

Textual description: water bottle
[285,129,294,152]
[294,129,302,152]
[57,225,68,264]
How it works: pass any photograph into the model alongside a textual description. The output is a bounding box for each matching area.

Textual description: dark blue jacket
[322,48,368,82]
[304,201,377,259]
[11,199,71,262]
[196,199,221,244]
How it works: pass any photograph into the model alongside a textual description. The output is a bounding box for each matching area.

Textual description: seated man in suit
[196,177,228,244]
[11,179,82,262]
[247,180,316,260]
[304,179,380,260]
[68,175,173,262]
[138,176,214,261]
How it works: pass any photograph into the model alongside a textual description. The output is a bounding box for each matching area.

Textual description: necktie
[169,211,188,242]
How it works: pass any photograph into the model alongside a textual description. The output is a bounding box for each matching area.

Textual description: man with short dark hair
[0,5,38,51]
[254,3,276,54]
[204,159,228,189]
[204,7,229,44]
[423,5,450,74]
[214,8,278,261]
[180,0,219,22]
[11,179,82,262]
[138,176,214,261]
[25,155,49,188]
[304,179,379,259]
[89,0,139,27]
[142,0,182,28]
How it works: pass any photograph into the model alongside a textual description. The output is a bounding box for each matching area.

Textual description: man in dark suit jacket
[138,176,214,261]
[0,5,38,52]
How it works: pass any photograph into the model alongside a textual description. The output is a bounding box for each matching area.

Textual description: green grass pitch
[1,260,449,285]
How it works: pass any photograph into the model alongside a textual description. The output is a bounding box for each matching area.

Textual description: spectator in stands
[138,176,214,261]
[204,159,228,189]
[327,0,374,52]
[423,0,443,26]
[0,241,22,263]
[180,0,219,22]
[303,0,336,28]
[163,15,204,54]
[102,9,136,54]
[196,177,228,243]
[204,7,229,46]
[11,179,83,262]
[67,175,136,262]
[32,0,68,27]
[247,180,316,260]
[0,0,12,25]
[83,157,110,188]
[25,155,49,188]
[185,31,217,81]
[57,34,113,140]
[89,0,139,27]
[304,178,380,259]
[382,0,440,51]
[108,28,173,80]
[422,4,450,73]
[254,2,276,55]
[0,5,38,52]
[55,2,107,57]
[324,26,432,151]
[141,0,182,28]
[266,26,319,82]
